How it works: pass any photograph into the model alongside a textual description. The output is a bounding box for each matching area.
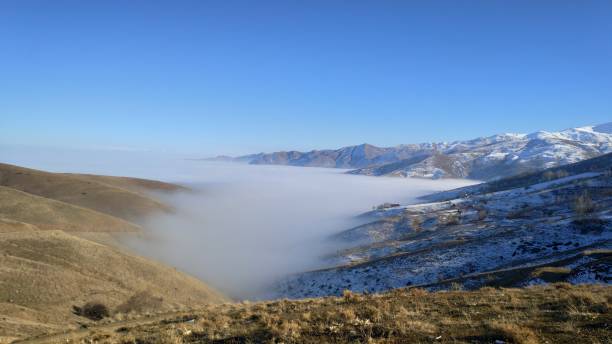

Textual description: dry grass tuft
[485,322,540,344]
[61,284,611,344]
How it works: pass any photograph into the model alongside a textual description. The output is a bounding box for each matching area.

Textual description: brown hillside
[0,163,174,222]
[0,218,40,233]
[17,284,611,344]
[66,173,188,195]
[0,186,140,232]
[0,230,227,342]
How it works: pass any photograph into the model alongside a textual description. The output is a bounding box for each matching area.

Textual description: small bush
[411,217,423,232]
[342,289,359,303]
[438,212,460,226]
[450,282,463,291]
[573,191,596,218]
[506,210,527,219]
[73,302,109,321]
[572,218,608,234]
[543,169,569,181]
[115,291,163,314]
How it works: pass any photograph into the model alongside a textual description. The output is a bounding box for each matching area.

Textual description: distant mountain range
[210,123,612,181]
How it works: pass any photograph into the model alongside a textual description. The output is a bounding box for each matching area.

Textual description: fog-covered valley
[127,162,476,299]
[2,146,476,299]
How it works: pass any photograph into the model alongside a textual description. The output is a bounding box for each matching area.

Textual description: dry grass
[115,292,165,314]
[530,267,572,283]
[0,163,173,222]
[66,173,187,195]
[0,163,226,343]
[0,186,140,232]
[64,284,611,344]
[0,231,227,341]
[0,217,40,233]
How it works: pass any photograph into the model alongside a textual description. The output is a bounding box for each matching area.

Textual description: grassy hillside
[0,230,227,342]
[0,186,140,232]
[66,173,188,195]
[0,163,227,343]
[0,218,40,233]
[0,163,172,222]
[22,284,611,344]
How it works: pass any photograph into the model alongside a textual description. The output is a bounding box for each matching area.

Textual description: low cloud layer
[1,147,475,299]
[124,162,475,299]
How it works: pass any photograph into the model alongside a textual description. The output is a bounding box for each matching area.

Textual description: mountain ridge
[213,122,612,181]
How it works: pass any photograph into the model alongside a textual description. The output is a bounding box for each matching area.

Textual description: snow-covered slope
[350,125,612,180]
[272,153,612,299]
[223,123,612,181]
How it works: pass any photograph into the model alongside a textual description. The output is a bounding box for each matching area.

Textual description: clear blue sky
[1,1,611,156]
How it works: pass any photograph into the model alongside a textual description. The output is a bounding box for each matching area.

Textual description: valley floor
[18,284,611,344]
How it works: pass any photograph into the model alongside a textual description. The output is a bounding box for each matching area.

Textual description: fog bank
[124,162,475,299]
[0,147,476,299]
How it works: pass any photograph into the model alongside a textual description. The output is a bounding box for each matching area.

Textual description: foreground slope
[0,163,173,222]
[0,163,226,343]
[22,284,611,344]
[0,231,226,342]
[276,153,612,298]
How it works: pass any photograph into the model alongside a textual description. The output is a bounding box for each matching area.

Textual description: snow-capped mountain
[353,124,612,180]
[225,123,612,181]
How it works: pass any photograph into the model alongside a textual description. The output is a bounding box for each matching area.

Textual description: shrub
[573,191,596,219]
[543,169,569,182]
[115,291,164,314]
[506,210,526,219]
[410,217,423,232]
[438,212,460,226]
[73,302,109,321]
[450,282,463,291]
[572,218,608,234]
[342,289,359,303]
